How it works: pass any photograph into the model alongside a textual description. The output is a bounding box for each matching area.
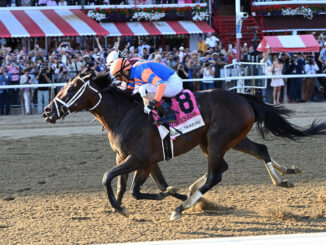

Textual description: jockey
[110,58,183,122]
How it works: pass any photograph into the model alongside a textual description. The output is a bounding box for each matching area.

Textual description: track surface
[0,102,326,244]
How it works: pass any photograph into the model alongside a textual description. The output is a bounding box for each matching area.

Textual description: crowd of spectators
[1,32,326,116]
[3,0,199,7]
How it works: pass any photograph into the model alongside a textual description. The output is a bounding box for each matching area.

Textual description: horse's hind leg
[233,137,296,188]
[271,158,302,175]
[170,154,229,221]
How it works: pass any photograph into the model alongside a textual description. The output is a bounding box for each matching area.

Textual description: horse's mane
[92,71,142,103]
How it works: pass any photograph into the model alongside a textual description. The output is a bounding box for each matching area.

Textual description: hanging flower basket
[252,4,326,20]
[84,5,208,23]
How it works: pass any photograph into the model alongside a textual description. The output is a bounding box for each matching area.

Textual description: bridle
[52,75,102,118]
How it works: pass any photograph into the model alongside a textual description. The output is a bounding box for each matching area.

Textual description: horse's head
[42,73,102,124]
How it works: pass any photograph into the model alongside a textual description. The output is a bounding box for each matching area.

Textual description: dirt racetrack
[0,102,326,245]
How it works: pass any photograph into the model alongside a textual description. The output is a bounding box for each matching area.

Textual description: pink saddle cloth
[153,89,205,139]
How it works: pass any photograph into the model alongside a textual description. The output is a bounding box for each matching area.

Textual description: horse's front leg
[102,155,140,217]
[115,155,128,207]
[150,164,187,201]
[130,165,182,201]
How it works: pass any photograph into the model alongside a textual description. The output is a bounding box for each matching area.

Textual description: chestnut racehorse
[43,72,326,220]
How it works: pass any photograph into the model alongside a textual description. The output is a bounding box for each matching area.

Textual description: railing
[252,1,326,6]
[2,73,326,89]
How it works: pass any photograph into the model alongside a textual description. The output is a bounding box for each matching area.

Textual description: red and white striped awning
[257,34,320,53]
[0,9,109,38]
[101,21,214,36]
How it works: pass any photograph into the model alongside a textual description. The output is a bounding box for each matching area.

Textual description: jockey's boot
[158,101,176,123]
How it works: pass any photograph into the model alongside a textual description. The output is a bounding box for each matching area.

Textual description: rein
[53,76,102,118]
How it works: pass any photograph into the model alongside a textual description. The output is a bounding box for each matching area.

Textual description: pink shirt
[7,65,19,82]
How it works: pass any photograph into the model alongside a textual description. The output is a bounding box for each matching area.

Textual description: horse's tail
[239,94,326,140]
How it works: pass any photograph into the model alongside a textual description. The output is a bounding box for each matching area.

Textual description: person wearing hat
[110,58,183,123]
[68,55,83,77]
[19,68,32,114]
[178,46,185,63]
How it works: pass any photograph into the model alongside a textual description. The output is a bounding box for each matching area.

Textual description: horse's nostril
[45,107,52,112]
[42,113,47,118]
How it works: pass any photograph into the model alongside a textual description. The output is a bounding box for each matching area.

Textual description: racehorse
[42,72,326,220]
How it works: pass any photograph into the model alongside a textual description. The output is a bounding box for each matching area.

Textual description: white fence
[1,74,326,90]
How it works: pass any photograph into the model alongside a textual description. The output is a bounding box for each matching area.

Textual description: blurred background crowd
[1,32,326,116]
[2,0,201,7]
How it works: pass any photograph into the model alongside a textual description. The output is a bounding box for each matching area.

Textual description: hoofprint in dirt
[0,102,326,244]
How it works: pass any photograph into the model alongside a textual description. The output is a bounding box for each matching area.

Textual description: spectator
[177,56,189,80]
[38,0,47,5]
[0,66,12,115]
[259,51,272,103]
[46,0,58,6]
[270,57,284,105]
[187,50,201,91]
[205,32,219,50]
[177,46,185,63]
[165,52,177,71]
[68,55,83,77]
[21,0,32,6]
[200,60,215,90]
[58,0,67,5]
[304,56,319,101]
[200,52,213,64]
[197,36,207,54]
[318,42,326,71]
[142,48,150,60]
[36,64,51,114]
[6,61,19,84]
[20,68,33,115]
[288,55,301,103]
[153,54,165,65]
[213,53,227,88]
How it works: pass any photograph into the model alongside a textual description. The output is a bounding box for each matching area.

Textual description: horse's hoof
[166,186,179,195]
[278,180,294,188]
[170,211,182,221]
[289,166,302,174]
[120,207,129,218]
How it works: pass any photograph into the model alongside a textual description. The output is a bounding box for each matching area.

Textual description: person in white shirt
[137,40,150,58]
[304,57,319,101]
[200,60,215,90]
[205,32,220,49]
[19,68,32,114]
[260,51,272,103]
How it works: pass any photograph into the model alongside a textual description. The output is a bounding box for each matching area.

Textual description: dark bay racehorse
[43,72,326,220]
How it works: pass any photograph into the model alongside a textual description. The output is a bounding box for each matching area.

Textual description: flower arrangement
[84,5,207,22]
[252,4,326,19]
[132,11,166,21]
[281,6,314,20]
